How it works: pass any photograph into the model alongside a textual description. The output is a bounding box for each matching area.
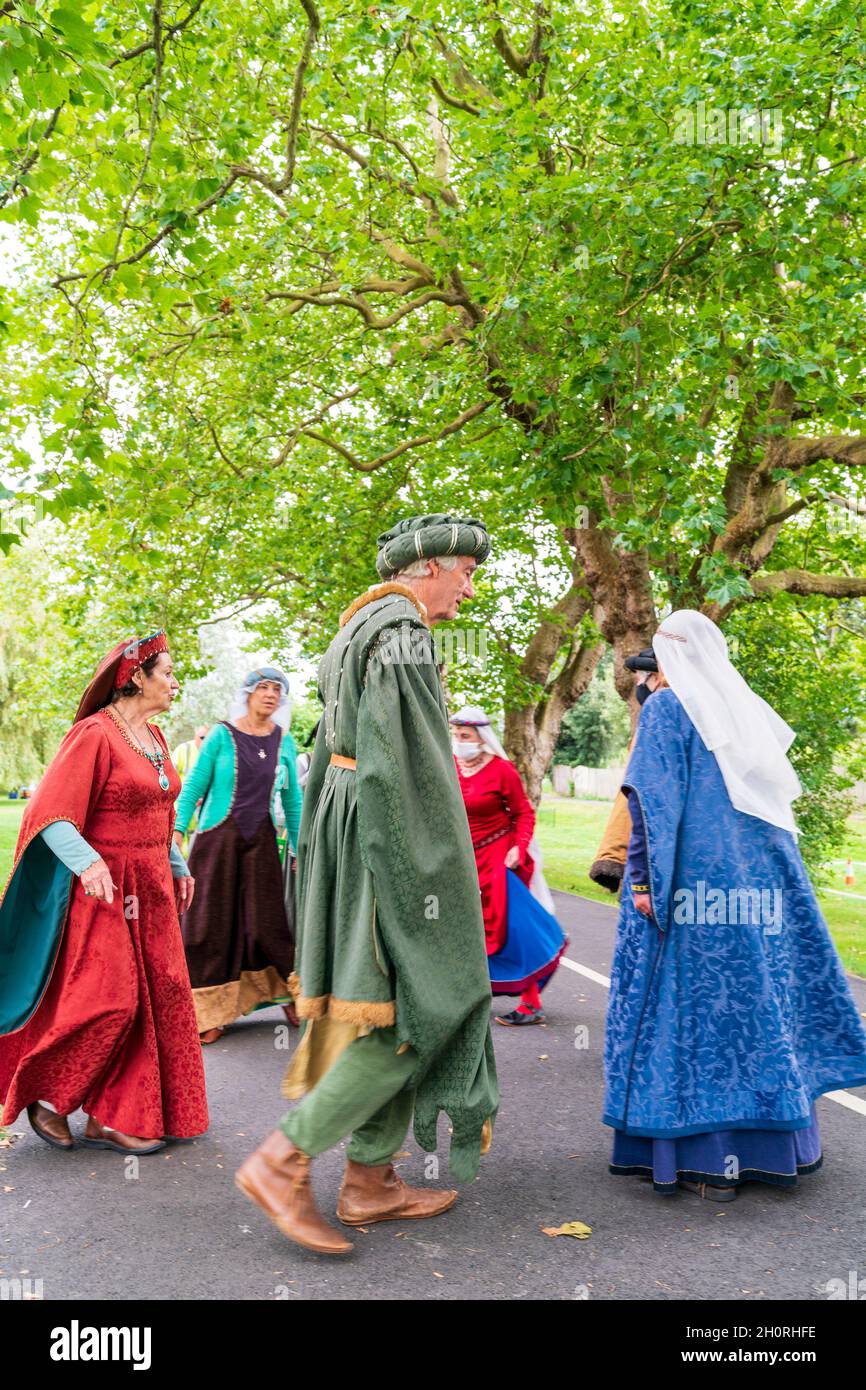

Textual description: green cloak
[287,582,498,1180]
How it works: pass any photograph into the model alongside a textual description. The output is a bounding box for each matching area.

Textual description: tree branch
[206,421,246,477]
[106,0,165,277]
[750,569,866,599]
[0,105,62,209]
[264,285,464,328]
[110,0,207,66]
[429,75,480,116]
[299,398,495,472]
[786,434,866,470]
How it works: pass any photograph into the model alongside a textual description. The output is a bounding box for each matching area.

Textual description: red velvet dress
[455,755,535,955]
[0,709,208,1139]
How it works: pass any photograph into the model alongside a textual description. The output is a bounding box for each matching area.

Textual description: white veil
[652,610,801,836]
[228,666,293,731]
[450,705,558,916]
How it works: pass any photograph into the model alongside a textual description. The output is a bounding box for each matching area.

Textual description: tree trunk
[504,637,605,804]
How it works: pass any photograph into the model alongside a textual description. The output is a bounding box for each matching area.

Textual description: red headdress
[73,630,169,724]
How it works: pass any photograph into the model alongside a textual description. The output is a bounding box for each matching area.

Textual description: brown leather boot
[27,1102,74,1150]
[235,1130,353,1256]
[80,1118,165,1154]
[336,1159,458,1226]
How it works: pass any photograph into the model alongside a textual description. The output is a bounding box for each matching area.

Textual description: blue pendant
[159,772,170,791]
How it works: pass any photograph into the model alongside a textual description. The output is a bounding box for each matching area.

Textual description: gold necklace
[110,707,171,790]
[458,753,488,776]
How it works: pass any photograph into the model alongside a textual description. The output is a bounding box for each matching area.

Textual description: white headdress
[652,610,801,836]
[228,666,293,731]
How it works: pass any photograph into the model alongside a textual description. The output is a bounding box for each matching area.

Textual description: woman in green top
[173,668,302,1044]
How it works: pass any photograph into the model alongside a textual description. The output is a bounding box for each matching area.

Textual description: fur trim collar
[339,581,429,629]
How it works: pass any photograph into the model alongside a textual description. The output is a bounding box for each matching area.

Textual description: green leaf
[49,7,95,48]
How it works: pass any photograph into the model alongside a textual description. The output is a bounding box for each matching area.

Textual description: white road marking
[824,1089,866,1118]
[560,956,611,989]
[822,887,866,901]
[560,950,866,1118]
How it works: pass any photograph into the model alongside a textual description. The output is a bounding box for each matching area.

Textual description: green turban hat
[375,513,490,580]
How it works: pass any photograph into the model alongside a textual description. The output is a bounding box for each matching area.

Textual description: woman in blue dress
[605,610,866,1201]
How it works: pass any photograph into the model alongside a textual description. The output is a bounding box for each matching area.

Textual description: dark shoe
[79,1118,165,1155]
[336,1159,457,1226]
[495,1008,546,1026]
[27,1102,74,1150]
[679,1180,738,1202]
[235,1130,353,1256]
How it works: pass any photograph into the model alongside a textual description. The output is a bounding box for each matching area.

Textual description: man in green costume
[236,515,499,1255]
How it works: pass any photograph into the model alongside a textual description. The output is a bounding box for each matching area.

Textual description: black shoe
[678,1180,738,1202]
[495,1008,546,1026]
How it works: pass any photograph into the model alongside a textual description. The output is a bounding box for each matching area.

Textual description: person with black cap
[588,648,664,895]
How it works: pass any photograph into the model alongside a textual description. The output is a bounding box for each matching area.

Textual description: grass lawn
[0,803,23,887]
[535,792,866,980]
[1,794,864,978]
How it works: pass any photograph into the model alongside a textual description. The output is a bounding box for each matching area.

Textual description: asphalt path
[2,890,865,1302]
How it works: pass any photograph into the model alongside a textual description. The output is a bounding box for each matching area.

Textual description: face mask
[636,681,654,706]
[453,738,483,759]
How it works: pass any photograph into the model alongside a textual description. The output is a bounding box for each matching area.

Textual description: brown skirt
[181,815,294,1031]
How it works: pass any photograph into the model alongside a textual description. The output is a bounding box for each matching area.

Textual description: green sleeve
[174,725,222,833]
[276,731,303,853]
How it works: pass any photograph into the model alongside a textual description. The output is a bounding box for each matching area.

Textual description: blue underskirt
[610,1104,823,1192]
[489,869,567,996]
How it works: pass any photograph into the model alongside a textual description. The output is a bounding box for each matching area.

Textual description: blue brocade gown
[604,692,866,1191]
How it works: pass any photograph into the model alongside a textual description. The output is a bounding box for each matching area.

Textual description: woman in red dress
[450,706,567,1026]
[0,631,208,1153]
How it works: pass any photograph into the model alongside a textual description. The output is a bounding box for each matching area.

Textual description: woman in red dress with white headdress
[0,631,208,1154]
[450,706,567,1026]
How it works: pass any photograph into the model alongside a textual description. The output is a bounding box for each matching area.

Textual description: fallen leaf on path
[538,1054,549,1060]
[542,1220,591,1239]
[433,1271,444,1278]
